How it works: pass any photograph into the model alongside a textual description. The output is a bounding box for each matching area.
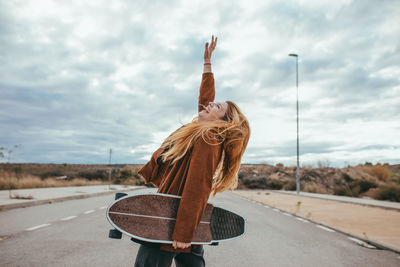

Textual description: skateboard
[106,192,246,245]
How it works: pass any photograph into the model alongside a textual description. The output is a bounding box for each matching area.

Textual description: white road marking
[316,225,336,232]
[282,212,292,217]
[296,218,309,223]
[84,210,95,214]
[61,216,77,221]
[348,237,376,249]
[272,208,280,212]
[263,205,270,208]
[26,224,51,231]
[100,206,107,209]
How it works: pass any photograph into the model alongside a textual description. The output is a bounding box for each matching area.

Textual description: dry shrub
[351,179,377,194]
[120,178,142,186]
[374,184,400,202]
[0,171,41,189]
[367,165,392,181]
[283,180,296,191]
[0,170,105,189]
[333,186,352,197]
[303,183,328,194]
[13,176,44,189]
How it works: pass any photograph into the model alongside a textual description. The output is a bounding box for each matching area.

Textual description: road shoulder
[233,189,400,254]
[0,185,146,211]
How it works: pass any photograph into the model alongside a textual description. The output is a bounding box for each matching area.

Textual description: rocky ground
[237,163,400,202]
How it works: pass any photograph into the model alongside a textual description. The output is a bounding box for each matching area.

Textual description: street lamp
[288,53,300,194]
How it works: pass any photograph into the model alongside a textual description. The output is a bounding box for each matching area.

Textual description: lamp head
[289,53,298,57]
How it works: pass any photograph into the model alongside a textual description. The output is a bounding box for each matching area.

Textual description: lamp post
[108,148,112,190]
[289,53,300,194]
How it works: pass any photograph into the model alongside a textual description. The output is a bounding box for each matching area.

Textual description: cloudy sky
[1,0,399,167]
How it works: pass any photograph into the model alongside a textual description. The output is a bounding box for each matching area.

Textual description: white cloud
[1,0,399,166]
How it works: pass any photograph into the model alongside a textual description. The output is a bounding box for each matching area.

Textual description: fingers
[173,240,191,249]
[204,35,217,60]
[210,35,217,51]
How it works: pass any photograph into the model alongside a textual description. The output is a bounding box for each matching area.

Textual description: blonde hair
[159,101,250,198]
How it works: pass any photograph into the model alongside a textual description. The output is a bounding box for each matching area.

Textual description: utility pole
[289,53,300,194]
[108,148,112,190]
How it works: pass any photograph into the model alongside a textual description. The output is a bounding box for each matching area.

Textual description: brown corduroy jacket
[137,72,223,253]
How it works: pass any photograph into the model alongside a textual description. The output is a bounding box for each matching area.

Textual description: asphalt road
[1,188,399,267]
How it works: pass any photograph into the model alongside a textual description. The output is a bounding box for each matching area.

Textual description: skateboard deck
[106,192,246,245]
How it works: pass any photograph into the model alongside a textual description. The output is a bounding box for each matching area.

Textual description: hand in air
[204,35,218,61]
[173,240,191,249]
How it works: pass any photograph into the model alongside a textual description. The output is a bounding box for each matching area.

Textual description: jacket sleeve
[137,147,164,187]
[198,73,215,113]
[172,137,221,243]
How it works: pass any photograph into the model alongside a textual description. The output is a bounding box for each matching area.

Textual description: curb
[235,193,400,255]
[0,186,146,211]
[269,190,400,211]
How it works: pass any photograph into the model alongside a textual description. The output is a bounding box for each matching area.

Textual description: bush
[333,186,352,197]
[374,184,400,202]
[14,166,22,174]
[368,165,392,181]
[283,180,296,191]
[135,179,146,186]
[268,180,283,190]
[342,173,353,183]
[350,184,361,197]
[241,177,268,189]
[40,171,64,179]
[77,170,108,180]
[353,179,378,194]
[120,169,133,179]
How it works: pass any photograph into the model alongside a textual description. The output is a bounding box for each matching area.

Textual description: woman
[134,35,250,267]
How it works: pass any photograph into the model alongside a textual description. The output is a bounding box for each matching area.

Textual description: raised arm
[198,73,215,113]
[198,35,218,113]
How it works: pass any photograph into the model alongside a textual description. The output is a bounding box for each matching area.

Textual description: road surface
[1,188,399,266]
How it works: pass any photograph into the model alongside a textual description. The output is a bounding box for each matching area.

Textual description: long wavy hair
[158,100,250,198]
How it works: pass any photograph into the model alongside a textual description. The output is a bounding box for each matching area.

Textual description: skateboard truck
[108,192,128,239]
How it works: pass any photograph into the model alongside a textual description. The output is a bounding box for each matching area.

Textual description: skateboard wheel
[115,192,128,200]
[109,229,122,239]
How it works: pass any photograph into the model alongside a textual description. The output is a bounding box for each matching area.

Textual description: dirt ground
[233,190,400,251]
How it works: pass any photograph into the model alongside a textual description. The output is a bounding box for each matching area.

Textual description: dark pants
[134,243,205,267]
